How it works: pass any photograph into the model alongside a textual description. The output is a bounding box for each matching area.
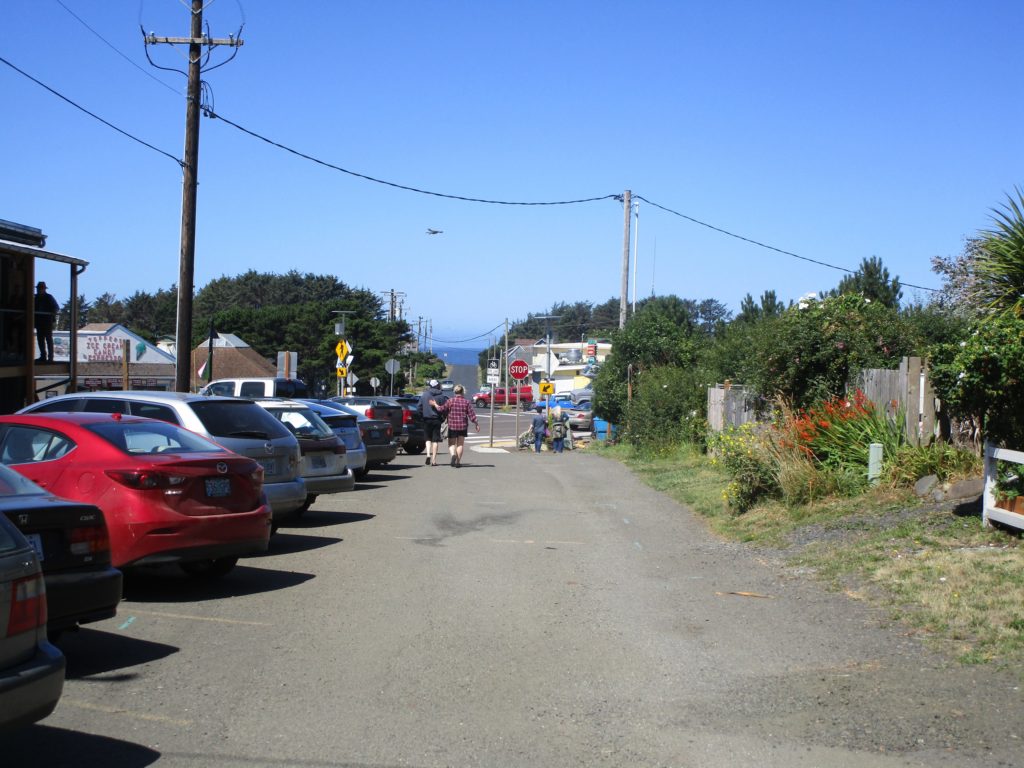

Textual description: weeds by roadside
[594,441,1024,671]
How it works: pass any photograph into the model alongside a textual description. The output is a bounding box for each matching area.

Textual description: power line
[634,194,939,293]
[433,322,506,345]
[54,0,183,95]
[206,110,619,207]
[0,55,182,167]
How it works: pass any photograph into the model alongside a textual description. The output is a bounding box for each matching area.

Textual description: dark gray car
[0,513,64,731]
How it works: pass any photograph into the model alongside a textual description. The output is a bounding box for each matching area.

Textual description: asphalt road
[6,447,1021,767]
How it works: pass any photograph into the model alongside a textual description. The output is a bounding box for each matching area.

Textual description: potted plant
[994,460,1023,513]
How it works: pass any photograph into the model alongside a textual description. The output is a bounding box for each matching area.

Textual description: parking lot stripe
[127,608,272,626]
[62,698,193,727]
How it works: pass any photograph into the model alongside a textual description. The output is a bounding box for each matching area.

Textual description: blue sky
[3,2,1022,352]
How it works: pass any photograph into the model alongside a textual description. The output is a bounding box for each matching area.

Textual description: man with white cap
[33,281,60,363]
[417,378,447,466]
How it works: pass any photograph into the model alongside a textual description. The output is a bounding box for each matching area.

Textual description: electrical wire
[206,110,619,207]
[634,194,939,293]
[54,0,183,95]
[432,323,506,344]
[0,55,183,168]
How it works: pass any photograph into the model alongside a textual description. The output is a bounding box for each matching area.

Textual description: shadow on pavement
[4,726,160,767]
[284,510,374,529]
[122,564,315,603]
[57,627,179,680]
[258,532,343,556]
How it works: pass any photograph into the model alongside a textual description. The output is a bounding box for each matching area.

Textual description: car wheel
[355,467,369,479]
[475,399,486,408]
[180,557,239,579]
[293,495,316,516]
[404,442,425,455]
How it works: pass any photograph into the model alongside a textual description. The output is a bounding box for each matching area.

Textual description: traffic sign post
[486,359,501,447]
[384,358,400,395]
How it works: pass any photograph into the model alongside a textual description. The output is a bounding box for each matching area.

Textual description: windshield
[87,420,226,455]
[0,462,46,496]
[267,407,333,439]
[190,400,291,440]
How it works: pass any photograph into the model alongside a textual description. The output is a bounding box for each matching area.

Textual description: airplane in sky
[426,228,443,235]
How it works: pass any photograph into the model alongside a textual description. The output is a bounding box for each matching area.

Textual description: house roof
[192,345,276,383]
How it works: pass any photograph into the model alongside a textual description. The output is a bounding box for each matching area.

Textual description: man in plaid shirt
[433,385,479,468]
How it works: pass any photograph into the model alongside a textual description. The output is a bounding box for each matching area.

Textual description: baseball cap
[429,379,439,387]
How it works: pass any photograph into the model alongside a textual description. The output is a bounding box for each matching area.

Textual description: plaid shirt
[436,395,477,430]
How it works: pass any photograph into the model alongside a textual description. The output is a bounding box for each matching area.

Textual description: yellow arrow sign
[337,366,346,379]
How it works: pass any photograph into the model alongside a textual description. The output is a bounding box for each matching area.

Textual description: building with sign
[191,333,276,391]
[35,323,176,396]
[529,339,612,394]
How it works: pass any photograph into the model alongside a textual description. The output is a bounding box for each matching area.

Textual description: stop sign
[508,359,530,380]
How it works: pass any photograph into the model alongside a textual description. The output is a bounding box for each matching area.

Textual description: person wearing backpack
[551,406,569,454]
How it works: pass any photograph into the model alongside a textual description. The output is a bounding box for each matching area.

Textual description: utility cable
[54,0,183,95]
[206,110,619,207]
[432,323,506,344]
[0,55,183,168]
[635,194,938,293]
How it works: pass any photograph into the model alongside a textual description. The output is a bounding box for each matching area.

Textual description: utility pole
[620,189,631,329]
[145,2,242,391]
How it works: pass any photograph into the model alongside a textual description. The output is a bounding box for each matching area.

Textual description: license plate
[312,454,327,469]
[369,430,380,439]
[257,458,278,476]
[205,477,231,497]
[26,533,44,562]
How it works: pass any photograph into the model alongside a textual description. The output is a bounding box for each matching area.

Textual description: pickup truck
[473,386,534,409]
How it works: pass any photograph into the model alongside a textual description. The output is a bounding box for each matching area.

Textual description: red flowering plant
[779,389,906,473]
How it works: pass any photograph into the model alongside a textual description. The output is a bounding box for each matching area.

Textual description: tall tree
[830,256,903,308]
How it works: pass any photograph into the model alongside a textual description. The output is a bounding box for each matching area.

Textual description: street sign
[369,376,380,389]
[486,358,500,385]
[539,379,554,396]
[384,358,400,375]
[508,359,530,380]
[336,367,345,379]
[346,372,359,386]
[335,340,348,360]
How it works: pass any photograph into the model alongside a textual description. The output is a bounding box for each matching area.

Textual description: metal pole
[619,189,631,329]
[631,201,639,313]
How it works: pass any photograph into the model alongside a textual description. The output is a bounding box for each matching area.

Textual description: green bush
[707,425,778,512]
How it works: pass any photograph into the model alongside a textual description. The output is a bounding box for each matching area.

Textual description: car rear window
[86,420,226,455]
[189,400,291,440]
[0,516,23,554]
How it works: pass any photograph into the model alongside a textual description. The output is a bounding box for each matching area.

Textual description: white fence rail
[983,442,1024,531]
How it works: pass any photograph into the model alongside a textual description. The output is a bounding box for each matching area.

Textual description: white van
[200,377,309,399]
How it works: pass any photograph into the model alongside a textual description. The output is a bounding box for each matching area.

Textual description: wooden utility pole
[145,1,242,391]
[620,189,631,329]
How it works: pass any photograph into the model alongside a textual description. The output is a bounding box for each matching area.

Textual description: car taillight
[251,465,264,492]
[105,470,188,492]
[70,524,110,557]
[365,407,375,419]
[402,409,413,424]
[384,424,393,438]
[333,444,347,455]
[8,574,47,636]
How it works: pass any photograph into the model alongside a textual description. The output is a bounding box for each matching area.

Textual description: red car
[0,413,271,578]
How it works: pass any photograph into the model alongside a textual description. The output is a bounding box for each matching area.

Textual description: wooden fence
[854,356,937,447]
[707,383,758,431]
[707,357,939,444]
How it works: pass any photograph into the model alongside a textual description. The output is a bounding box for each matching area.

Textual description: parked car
[0,463,121,636]
[254,399,354,514]
[389,395,427,455]
[199,377,309,399]
[301,400,367,477]
[535,395,575,412]
[566,402,593,431]
[316,401,397,477]
[472,386,534,409]
[439,379,455,393]
[0,512,64,731]
[569,387,594,404]
[0,412,271,578]
[19,391,306,523]
[330,396,403,442]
